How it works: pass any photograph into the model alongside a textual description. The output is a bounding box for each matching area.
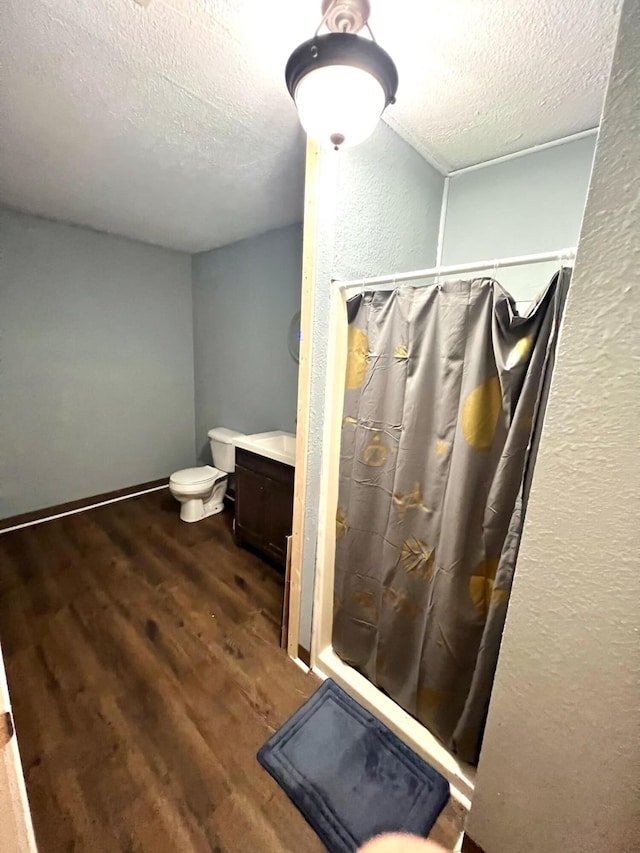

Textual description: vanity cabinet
[234,448,294,567]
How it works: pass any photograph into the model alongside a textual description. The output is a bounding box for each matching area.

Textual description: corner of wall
[189,249,200,465]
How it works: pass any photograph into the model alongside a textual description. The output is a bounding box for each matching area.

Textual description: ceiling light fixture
[285,0,398,151]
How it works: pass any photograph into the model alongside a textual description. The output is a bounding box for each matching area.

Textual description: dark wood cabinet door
[234,450,295,567]
[235,465,267,550]
[265,476,295,565]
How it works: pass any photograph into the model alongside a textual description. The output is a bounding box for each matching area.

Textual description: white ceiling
[0,0,621,253]
[0,0,310,253]
[378,0,621,172]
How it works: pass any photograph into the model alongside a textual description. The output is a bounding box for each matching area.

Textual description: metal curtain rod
[335,247,577,291]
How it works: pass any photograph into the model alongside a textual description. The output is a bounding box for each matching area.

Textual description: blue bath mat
[257,679,450,852]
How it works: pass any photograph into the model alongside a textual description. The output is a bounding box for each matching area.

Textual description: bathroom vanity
[233,432,295,567]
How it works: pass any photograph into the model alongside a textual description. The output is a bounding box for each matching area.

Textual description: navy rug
[257,679,450,853]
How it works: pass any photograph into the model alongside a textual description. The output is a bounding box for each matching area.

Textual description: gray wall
[468,2,640,850]
[442,135,597,300]
[0,207,195,519]
[300,122,446,648]
[191,224,302,461]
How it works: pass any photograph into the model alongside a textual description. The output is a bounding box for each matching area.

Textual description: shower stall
[304,248,573,805]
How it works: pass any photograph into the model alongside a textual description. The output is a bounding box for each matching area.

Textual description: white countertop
[233,431,296,467]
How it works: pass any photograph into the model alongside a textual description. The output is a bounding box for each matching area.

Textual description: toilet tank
[208,427,244,473]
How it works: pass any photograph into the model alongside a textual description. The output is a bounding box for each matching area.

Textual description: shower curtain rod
[335,247,577,291]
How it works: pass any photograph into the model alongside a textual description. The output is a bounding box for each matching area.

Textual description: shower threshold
[312,645,476,806]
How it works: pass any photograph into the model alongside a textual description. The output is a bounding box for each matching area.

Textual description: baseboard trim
[0,479,169,535]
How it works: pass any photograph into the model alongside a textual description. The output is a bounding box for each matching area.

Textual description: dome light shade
[285,33,398,150]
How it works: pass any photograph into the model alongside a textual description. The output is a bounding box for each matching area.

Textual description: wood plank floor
[0,491,464,852]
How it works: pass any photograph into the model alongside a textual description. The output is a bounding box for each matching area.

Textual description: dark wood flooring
[0,491,463,852]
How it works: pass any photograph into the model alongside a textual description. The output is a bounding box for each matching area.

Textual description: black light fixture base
[285,32,398,109]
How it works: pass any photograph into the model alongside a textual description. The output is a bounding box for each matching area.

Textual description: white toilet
[169,427,244,523]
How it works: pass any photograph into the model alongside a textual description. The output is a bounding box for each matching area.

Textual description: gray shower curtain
[333,271,570,765]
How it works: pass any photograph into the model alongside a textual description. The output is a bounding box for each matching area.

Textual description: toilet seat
[169,465,222,491]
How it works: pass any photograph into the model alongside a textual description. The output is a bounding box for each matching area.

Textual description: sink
[233,431,296,467]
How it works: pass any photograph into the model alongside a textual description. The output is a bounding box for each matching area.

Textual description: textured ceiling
[377,0,621,172]
[0,0,310,252]
[0,0,621,252]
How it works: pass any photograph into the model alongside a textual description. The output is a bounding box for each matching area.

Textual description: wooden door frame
[287,138,320,660]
